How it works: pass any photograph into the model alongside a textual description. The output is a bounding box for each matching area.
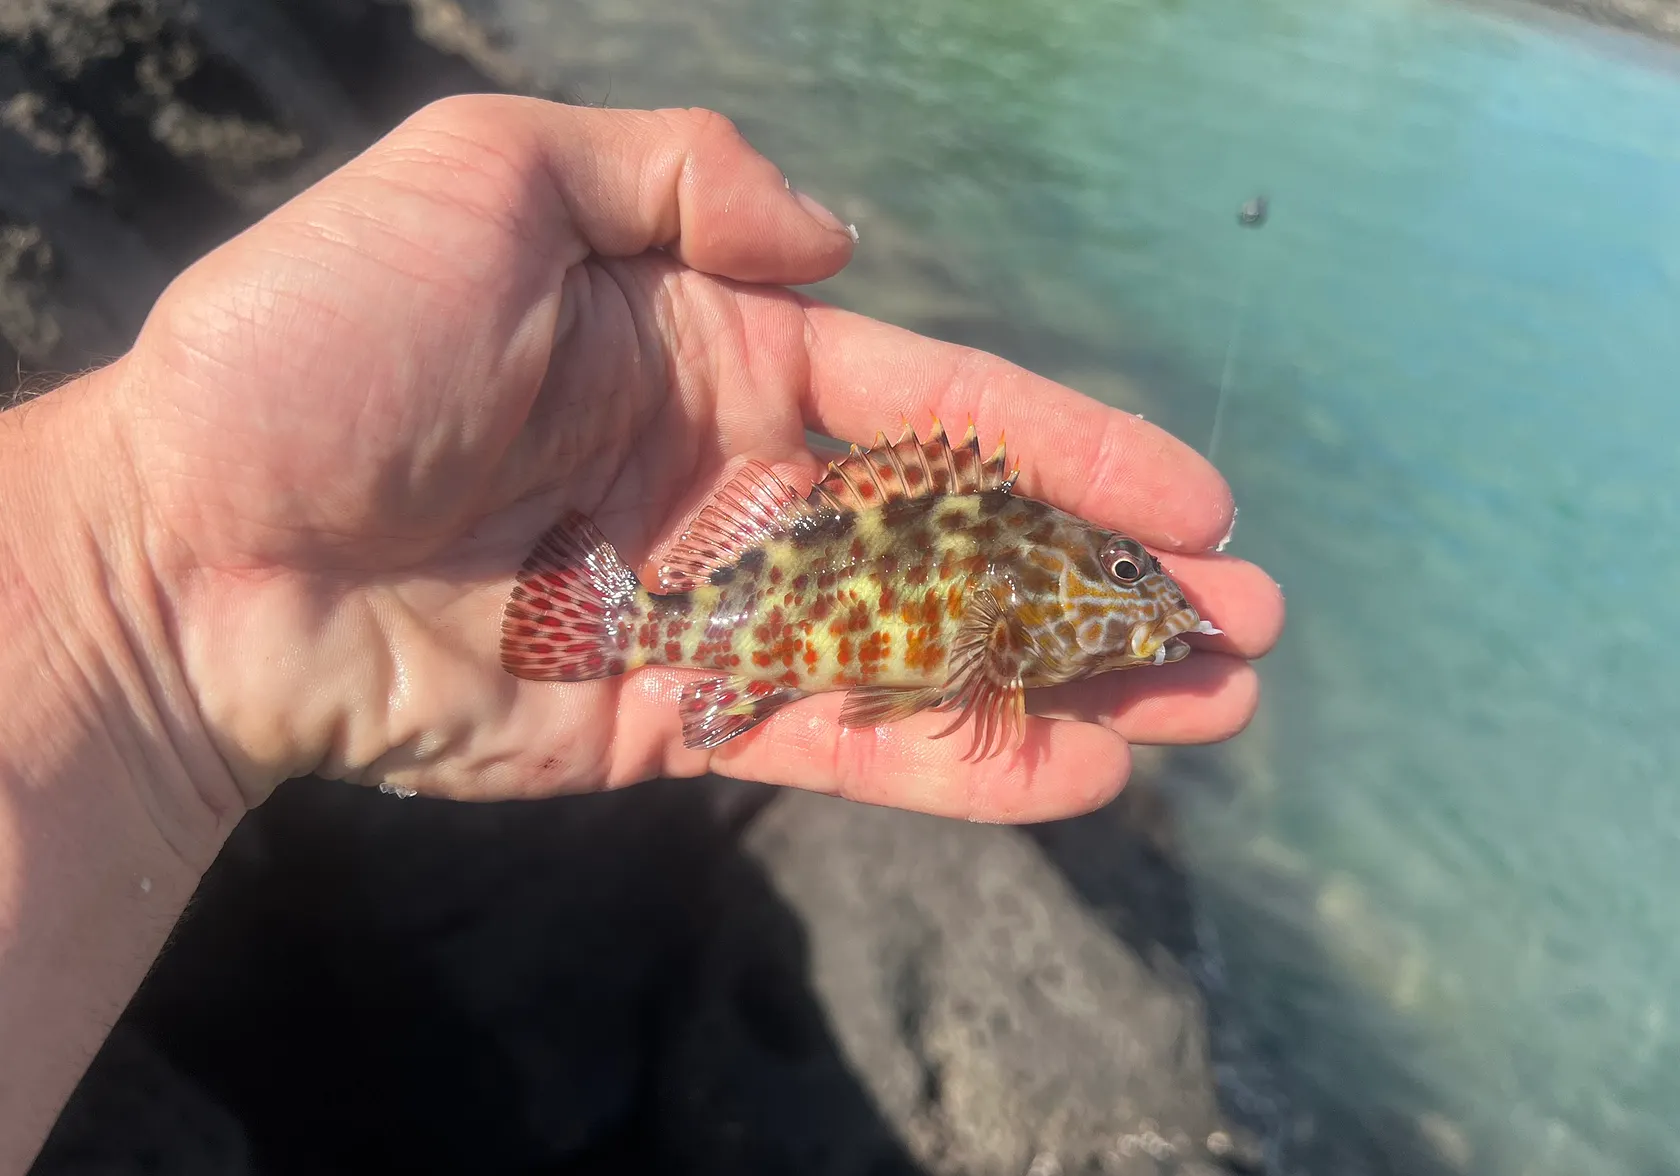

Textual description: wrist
[0,364,245,870]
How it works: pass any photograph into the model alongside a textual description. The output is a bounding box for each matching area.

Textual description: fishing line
[1207,195,1268,465]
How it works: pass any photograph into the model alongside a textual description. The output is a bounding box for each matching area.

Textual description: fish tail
[500,511,660,682]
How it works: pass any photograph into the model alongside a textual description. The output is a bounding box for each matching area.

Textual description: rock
[0,0,553,387]
[29,1026,252,1176]
[107,774,779,1173]
[663,789,1251,1176]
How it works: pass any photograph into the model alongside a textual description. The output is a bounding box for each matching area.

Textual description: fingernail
[791,187,851,237]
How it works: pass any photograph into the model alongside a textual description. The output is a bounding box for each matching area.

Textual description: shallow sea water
[465,0,1680,1170]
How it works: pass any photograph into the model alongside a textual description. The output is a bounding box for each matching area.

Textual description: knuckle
[670,107,745,150]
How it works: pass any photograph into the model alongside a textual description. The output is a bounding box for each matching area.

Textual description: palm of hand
[109,97,1280,823]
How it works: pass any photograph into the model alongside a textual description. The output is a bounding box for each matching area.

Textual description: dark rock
[27,1026,252,1175]
[0,0,548,389]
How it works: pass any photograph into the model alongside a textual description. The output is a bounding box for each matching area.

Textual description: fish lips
[1128,607,1212,667]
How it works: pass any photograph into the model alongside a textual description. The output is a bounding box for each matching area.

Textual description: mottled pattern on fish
[500,420,1216,757]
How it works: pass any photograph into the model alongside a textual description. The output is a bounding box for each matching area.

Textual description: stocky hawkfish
[500,420,1220,759]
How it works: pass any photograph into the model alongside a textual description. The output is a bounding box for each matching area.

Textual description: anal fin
[838,685,943,728]
[678,676,808,750]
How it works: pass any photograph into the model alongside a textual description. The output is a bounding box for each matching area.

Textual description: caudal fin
[501,511,647,682]
[677,676,807,749]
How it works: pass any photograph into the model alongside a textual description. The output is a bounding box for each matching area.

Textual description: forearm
[0,370,239,1175]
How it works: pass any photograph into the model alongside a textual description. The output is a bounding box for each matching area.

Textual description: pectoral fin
[928,588,1034,761]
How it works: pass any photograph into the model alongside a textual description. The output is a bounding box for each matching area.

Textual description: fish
[499,419,1221,759]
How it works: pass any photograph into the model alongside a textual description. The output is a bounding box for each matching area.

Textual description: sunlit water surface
[467,0,1680,1170]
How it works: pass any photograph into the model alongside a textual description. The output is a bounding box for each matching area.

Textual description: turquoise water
[474,0,1680,1170]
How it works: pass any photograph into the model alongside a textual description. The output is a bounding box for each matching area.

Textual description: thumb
[398,95,856,286]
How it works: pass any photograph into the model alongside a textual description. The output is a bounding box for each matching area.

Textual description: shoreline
[1465,0,1680,61]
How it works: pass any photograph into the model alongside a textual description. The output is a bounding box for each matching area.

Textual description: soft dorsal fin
[656,460,817,593]
[806,417,1016,514]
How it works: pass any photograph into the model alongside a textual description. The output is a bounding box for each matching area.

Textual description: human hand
[84,95,1281,826]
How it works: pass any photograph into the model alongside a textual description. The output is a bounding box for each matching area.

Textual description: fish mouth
[1130,607,1221,666]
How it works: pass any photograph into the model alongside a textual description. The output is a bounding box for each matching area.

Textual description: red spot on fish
[817,571,837,590]
[849,537,866,562]
[753,651,773,668]
[769,566,783,585]
[905,465,925,488]
[811,595,832,621]
[792,573,809,591]
[947,586,965,619]
[878,585,897,615]
[922,592,942,625]
[615,630,631,651]
[665,641,682,661]
[837,636,853,665]
[905,561,930,586]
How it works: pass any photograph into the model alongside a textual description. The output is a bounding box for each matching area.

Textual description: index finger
[796,303,1235,553]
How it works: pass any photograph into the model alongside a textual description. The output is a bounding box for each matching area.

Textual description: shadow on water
[1028,749,1472,1176]
[34,778,927,1176]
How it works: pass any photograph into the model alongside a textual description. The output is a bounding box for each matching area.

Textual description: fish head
[1031,523,1213,676]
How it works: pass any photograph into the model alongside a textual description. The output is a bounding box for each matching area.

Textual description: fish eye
[1108,556,1144,584]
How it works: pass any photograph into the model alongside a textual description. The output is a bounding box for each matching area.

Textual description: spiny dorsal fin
[807,416,1017,514]
[656,460,817,592]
